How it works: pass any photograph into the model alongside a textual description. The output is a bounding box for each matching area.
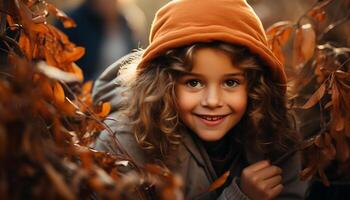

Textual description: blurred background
[50,0,350,81]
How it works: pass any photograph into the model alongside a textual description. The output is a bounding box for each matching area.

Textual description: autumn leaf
[301,83,326,109]
[207,171,230,192]
[96,102,111,118]
[266,21,293,38]
[333,134,349,162]
[53,82,65,104]
[19,33,32,59]
[82,81,93,96]
[70,63,84,82]
[293,24,316,67]
[47,3,76,28]
[318,169,330,186]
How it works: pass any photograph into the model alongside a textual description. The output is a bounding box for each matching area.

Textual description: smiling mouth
[195,114,230,121]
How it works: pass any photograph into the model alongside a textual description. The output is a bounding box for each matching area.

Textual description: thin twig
[318,11,350,41]
[59,81,140,171]
[0,34,24,56]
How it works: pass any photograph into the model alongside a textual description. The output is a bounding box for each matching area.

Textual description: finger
[263,175,282,189]
[245,160,270,173]
[255,166,282,180]
[267,184,283,199]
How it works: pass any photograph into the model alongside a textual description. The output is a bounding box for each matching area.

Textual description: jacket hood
[138,0,286,89]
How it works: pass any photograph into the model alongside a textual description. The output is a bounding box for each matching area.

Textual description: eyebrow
[181,72,245,77]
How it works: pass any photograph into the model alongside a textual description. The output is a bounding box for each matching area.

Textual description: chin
[197,132,226,142]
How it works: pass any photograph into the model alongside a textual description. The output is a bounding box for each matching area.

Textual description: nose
[201,85,223,108]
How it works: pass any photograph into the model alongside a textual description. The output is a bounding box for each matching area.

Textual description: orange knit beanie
[139,0,286,86]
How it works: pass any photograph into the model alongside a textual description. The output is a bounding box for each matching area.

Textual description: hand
[240,160,283,200]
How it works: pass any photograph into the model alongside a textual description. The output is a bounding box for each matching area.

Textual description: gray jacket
[92,52,307,200]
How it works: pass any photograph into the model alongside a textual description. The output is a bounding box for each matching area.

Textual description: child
[93,0,307,199]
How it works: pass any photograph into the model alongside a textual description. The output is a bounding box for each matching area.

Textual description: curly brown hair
[119,41,298,161]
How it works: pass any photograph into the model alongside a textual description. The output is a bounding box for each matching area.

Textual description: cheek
[176,90,192,112]
[228,91,248,113]
[175,86,199,115]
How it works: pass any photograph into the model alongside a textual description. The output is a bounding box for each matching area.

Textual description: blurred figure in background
[56,0,143,80]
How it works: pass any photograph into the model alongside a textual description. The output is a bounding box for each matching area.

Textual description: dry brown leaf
[301,83,326,109]
[300,165,317,180]
[321,143,336,160]
[335,117,345,131]
[294,24,316,67]
[300,24,316,61]
[334,134,350,162]
[318,169,330,186]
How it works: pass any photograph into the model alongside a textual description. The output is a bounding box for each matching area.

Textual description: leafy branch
[267,0,350,186]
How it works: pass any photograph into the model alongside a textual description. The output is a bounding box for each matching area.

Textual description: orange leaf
[6,15,17,30]
[301,83,326,109]
[19,33,32,59]
[70,63,84,82]
[82,81,93,96]
[96,102,111,118]
[49,24,70,44]
[208,171,230,192]
[44,48,58,67]
[278,26,293,46]
[39,77,54,100]
[57,99,77,117]
[314,11,326,23]
[335,117,345,131]
[266,21,293,37]
[61,47,85,64]
[54,82,65,104]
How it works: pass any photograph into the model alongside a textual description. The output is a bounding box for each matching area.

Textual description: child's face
[175,48,248,141]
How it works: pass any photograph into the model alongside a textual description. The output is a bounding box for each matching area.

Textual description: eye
[224,79,239,88]
[185,79,204,88]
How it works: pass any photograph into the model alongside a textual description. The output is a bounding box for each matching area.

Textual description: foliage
[0,0,182,199]
[0,0,349,199]
[266,0,350,186]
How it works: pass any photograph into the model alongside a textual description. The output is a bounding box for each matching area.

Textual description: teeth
[200,115,224,121]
